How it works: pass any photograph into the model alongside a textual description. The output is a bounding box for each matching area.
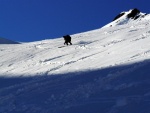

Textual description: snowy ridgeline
[0,9,150,113]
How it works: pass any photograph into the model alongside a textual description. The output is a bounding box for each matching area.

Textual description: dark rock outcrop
[113,12,125,21]
[127,8,140,19]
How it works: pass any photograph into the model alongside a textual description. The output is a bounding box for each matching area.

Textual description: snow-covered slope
[0,37,19,44]
[103,8,150,28]
[0,9,150,113]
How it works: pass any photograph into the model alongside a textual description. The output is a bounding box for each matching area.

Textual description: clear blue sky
[0,0,150,42]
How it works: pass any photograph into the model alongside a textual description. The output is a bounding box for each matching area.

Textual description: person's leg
[69,42,72,45]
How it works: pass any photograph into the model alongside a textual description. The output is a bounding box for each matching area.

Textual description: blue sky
[0,0,149,42]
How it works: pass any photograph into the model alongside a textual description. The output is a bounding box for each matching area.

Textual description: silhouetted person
[63,35,72,45]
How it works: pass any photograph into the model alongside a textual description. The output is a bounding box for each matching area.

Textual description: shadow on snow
[0,60,150,113]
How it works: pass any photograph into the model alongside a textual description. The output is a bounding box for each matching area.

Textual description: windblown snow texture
[0,9,150,113]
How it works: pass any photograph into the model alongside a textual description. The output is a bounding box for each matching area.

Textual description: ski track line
[45,50,107,75]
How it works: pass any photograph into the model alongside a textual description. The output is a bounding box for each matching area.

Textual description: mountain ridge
[0,37,20,44]
[103,8,150,28]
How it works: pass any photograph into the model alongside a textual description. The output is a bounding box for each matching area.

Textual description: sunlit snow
[0,9,150,113]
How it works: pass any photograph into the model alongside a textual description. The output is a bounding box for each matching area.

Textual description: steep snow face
[1,9,150,113]
[103,8,148,28]
[0,37,19,44]
[0,14,150,76]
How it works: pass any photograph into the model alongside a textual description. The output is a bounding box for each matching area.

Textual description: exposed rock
[113,12,125,21]
[127,8,140,19]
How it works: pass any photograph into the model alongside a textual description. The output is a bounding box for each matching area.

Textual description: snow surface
[103,9,148,28]
[0,9,150,113]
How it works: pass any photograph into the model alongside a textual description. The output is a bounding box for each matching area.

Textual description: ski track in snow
[0,60,150,113]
